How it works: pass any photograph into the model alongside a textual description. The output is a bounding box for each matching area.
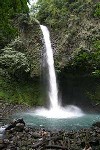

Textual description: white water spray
[34,25,84,118]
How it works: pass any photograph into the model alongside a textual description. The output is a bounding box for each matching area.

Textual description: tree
[0,0,29,49]
[31,0,69,27]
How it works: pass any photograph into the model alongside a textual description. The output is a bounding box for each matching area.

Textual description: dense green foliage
[0,46,44,105]
[31,0,100,27]
[0,1,44,105]
[30,0,100,104]
[65,40,100,76]
[0,47,30,77]
[31,0,100,77]
[0,75,44,106]
[0,0,100,105]
[31,0,69,27]
[0,0,29,49]
[93,2,100,17]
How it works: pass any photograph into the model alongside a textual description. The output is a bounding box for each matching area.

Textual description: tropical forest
[0,0,100,149]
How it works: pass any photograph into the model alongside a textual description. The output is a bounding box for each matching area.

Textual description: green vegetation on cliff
[31,0,100,77]
[30,0,100,103]
[31,0,100,27]
[0,27,43,105]
[0,75,44,106]
[0,0,43,105]
[0,0,100,105]
[0,0,29,49]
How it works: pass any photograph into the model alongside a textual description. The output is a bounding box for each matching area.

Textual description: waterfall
[40,25,59,109]
[33,25,84,118]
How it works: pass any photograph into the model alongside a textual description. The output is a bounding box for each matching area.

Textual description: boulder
[15,123,25,132]
[92,122,100,128]
[16,118,25,126]
[5,118,25,131]
[5,119,17,130]
[0,139,5,149]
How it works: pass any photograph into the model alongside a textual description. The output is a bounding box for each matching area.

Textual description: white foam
[29,105,84,119]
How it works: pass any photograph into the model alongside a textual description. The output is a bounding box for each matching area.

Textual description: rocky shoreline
[0,100,31,126]
[0,118,100,150]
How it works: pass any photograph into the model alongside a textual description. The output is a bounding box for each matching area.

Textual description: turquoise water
[14,112,100,131]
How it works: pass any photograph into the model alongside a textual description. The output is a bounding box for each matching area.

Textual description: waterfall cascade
[34,25,84,118]
[40,25,59,109]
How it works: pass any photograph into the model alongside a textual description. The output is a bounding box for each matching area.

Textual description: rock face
[49,2,100,72]
[18,16,43,77]
[0,119,100,150]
